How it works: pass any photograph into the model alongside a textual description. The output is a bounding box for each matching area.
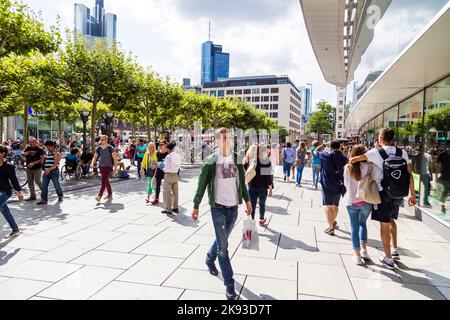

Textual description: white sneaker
[95,195,101,202]
[361,250,371,261]
[392,249,400,260]
[353,255,363,265]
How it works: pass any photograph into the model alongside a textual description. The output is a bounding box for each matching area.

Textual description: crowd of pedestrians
[1,126,449,300]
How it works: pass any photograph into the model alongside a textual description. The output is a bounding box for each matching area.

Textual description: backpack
[378,148,410,199]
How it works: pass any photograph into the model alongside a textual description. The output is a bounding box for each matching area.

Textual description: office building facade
[300,0,450,233]
[335,87,346,139]
[201,41,230,84]
[74,0,117,46]
[202,75,302,140]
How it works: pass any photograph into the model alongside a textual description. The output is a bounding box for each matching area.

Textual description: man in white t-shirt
[350,128,416,270]
[192,128,252,300]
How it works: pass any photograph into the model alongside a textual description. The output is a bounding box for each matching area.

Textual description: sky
[24,0,337,107]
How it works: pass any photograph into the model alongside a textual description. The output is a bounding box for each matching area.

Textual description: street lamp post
[79,110,91,149]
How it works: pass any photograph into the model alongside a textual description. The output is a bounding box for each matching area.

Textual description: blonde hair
[246,144,258,162]
[312,140,319,147]
[147,142,156,153]
[298,141,307,152]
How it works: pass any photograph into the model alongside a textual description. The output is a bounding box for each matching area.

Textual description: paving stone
[239,276,297,300]
[71,250,143,269]
[0,278,51,300]
[90,281,183,300]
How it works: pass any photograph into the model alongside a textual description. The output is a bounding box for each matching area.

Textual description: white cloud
[24,0,337,106]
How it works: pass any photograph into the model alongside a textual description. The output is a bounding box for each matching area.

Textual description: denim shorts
[371,190,402,223]
[322,192,341,206]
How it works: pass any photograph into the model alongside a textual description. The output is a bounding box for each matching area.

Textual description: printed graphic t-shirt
[214,154,239,207]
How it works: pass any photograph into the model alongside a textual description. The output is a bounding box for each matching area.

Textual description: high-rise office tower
[74,0,117,46]
[201,41,230,84]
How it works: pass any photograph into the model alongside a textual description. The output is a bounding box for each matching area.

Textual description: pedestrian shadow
[393,261,449,299]
[264,226,317,252]
[265,206,289,215]
[165,208,200,228]
[0,247,20,266]
[94,199,125,213]
[238,279,277,300]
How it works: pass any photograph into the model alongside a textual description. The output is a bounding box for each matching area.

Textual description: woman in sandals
[142,142,157,203]
[343,144,382,265]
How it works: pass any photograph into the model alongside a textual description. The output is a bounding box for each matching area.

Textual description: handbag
[151,176,157,189]
[245,159,257,184]
[356,164,381,204]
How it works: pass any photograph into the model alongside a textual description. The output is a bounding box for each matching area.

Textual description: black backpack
[378,148,410,199]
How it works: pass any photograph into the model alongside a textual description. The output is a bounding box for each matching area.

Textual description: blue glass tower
[201,41,230,84]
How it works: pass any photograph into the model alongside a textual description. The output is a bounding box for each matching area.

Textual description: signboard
[28,107,45,116]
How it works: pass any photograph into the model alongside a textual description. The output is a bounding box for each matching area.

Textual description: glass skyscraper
[74,0,117,46]
[201,41,230,84]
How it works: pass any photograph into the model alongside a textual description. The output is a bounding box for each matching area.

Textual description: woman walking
[142,142,157,203]
[245,144,273,225]
[310,140,321,189]
[0,145,24,239]
[281,142,295,182]
[343,144,381,265]
[295,141,307,187]
[136,139,147,178]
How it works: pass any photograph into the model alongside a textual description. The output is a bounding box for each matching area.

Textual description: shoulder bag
[356,164,381,204]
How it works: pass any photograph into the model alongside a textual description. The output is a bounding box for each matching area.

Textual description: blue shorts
[322,192,341,206]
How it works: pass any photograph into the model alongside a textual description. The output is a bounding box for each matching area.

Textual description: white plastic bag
[241,216,259,250]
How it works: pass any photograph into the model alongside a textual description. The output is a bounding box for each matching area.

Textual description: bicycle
[6,153,28,188]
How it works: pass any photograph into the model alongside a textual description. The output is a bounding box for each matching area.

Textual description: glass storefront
[15,117,74,142]
[358,75,450,222]
[349,0,447,108]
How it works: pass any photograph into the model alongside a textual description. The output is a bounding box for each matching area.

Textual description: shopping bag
[241,216,259,250]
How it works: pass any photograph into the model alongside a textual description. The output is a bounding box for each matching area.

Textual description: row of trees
[0,0,280,151]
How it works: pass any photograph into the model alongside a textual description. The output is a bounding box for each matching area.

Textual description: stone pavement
[0,167,449,300]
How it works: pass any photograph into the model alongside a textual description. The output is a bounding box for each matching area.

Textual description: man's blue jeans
[206,205,238,288]
[249,186,268,220]
[296,164,305,185]
[41,169,63,202]
[312,164,321,187]
[346,203,372,250]
[0,192,19,232]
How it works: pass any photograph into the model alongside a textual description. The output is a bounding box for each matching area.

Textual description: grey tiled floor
[1,167,449,300]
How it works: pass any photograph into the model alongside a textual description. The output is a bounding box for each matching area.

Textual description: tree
[60,37,138,152]
[0,53,46,145]
[307,100,335,140]
[427,105,450,133]
[0,0,59,58]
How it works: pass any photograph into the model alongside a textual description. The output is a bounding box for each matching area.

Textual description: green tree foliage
[0,0,59,58]
[307,100,335,139]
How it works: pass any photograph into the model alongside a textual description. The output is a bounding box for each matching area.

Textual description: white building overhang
[346,5,450,133]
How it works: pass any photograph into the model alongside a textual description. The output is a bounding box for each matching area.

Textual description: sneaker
[161,209,172,214]
[4,230,20,239]
[353,255,363,265]
[284,176,286,181]
[36,200,47,205]
[104,194,113,200]
[259,219,267,226]
[95,195,101,202]
[171,208,179,213]
[152,199,159,205]
[58,197,63,202]
[379,256,395,270]
[205,261,219,276]
[25,197,36,201]
[226,285,237,300]
[392,249,400,260]
[361,250,371,261]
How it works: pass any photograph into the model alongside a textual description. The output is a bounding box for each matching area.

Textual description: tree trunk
[0,116,3,142]
[23,102,29,146]
[131,121,136,141]
[146,112,151,142]
[57,115,63,152]
[90,96,97,153]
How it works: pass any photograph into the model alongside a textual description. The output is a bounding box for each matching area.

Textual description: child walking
[142,142,157,203]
